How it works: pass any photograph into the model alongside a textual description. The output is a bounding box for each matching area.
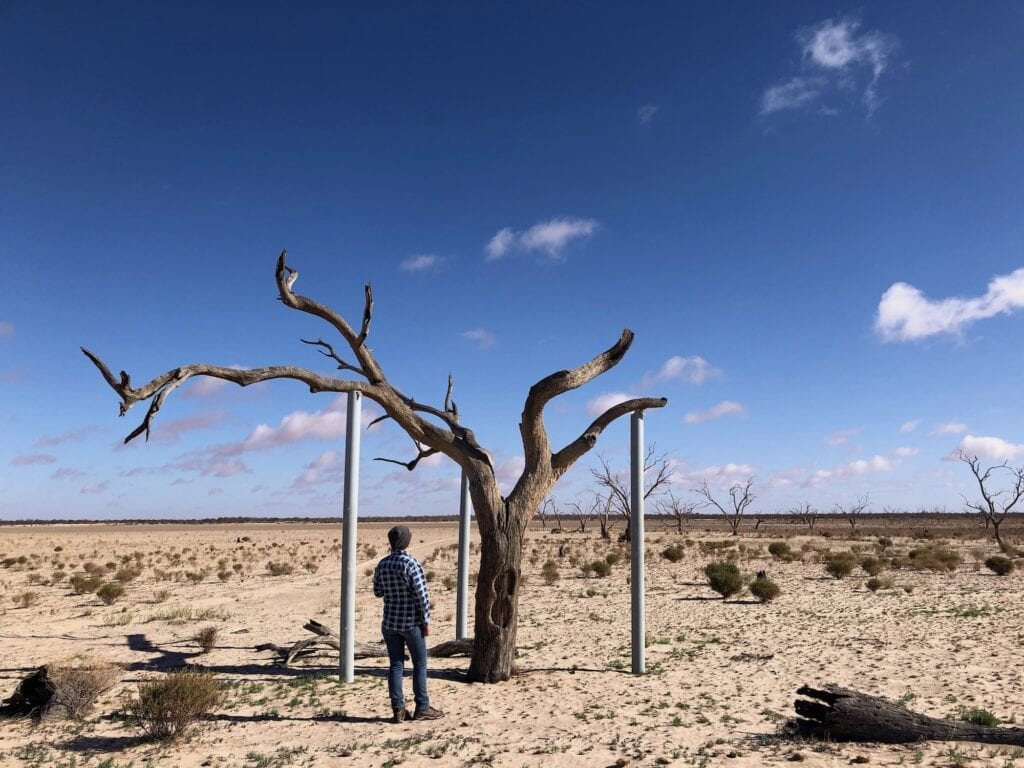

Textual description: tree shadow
[53,734,145,753]
[676,595,720,602]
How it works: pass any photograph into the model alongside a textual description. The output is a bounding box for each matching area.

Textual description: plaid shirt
[373,549,431,632]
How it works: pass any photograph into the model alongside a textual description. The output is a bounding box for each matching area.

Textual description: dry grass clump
[125,668,224,741]
[984,555,1014,576]
[748,573,781,603]
[859,556,884,576]
[69,573,103,594]
[46,655,121,719]
[195,626,219,654]
[905,545,961,572]
[661,544,685,563]
[541,560,560,585]
[266,562,294,576]
[767,541,794,561]
[823,551,857,579]
[865,577,884,592]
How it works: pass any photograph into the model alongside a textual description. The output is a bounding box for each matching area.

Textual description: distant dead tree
[657,490,697,534]
[694,477,755,536]
[591,448,674,542]
[958,451,1024,554]
[540,497,562,532]
[791,502,819,532]
[83,251,666,683]
[566,495,602,534]
[596,494,614,540]
[834,494,870,533]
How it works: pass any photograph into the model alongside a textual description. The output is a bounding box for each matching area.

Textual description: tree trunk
[993,520,1009,553]
[468,503,527,683]
[792,685,1024,745]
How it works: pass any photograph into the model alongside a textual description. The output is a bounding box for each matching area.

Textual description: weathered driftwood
[257,619,475,666]
[792,685,1024,745]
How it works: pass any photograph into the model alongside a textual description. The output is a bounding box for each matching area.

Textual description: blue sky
[2,2,1023,520]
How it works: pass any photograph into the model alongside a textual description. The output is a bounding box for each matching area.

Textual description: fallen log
[792,684,1024,745]
[257,619,475,666]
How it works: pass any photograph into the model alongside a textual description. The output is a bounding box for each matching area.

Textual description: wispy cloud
[894,447,919,457]
[876,268,1024,342]
[485,217,598,261]
[51,467,86,480]
[637,103,660,124]
[400,254,442,272]
[955,434,1024,462]
[151,412,226,445]
[673,461,757,490]
[899,420,920,433]
[80,481,109,495]
[684,400,747,425]
[761,17,898,117]
[10,453,57,466]
[293,450,342,489]
[931,421,968,436]
[586,392,633,417]
[461,329,496,350]
[638,356,721,389]
[825,427,862,447]
[35,425,102,448]
[0,321,13,340]
[208,487,224,496]
[804,454,894,486]
[217,395,356,455]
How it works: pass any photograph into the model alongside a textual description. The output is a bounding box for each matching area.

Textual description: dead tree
[596,493,614,539]
[540,496,562,532]
[792,684,1024,745]
[958,451,1024,554]
[82,252,665,683]
[590,447,674,542]
[791,502,819,532]
[834,494,870,534]
[566,496,601,534]
[694,477,755,536]
[656,490,697,534]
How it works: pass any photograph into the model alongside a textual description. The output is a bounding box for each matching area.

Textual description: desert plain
[1,516,1022,768]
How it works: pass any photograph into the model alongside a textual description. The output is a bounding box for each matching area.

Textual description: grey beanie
[388,525,412,551]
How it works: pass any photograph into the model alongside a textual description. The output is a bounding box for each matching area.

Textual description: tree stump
[792,685,1024,745]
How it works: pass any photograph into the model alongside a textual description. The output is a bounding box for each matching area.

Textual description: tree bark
[792,685,1024,745]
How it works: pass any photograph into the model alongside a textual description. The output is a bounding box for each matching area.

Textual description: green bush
[824,552,857,579]
[96,582,125,605]
[907,546,961,572]
[590,560,612,578]
[69,573,103,594]
[126,668,224,741]
[704,562,743,598]
[266,562,294,576]
[957,707,999,727]
[748,575,780,603]
[605,551,622,566]
[661,544,684,563]
[984,555,1014,576]
[767,541,792,560]
[865,577,883,592]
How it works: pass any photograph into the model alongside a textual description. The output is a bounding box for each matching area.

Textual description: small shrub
[661,545,684,563]
[984,555,1014,576]
[441,574,456,590]
[767,541,792,561]
[865,577,883,592]
[824,552,857,579]
[15,591,39,608]
[425,570,436,582]
[605,551,622,566]
[907,546,961,572]
[877,537,893,550]
[303,560,319,574]
[860,556,884,576]
[541,560,560,585]
[704,562,743,598]
[217,570,231,582]
[153,589,171,603]
[748,575,780,603]
[126,668,224,741]
[114,567,141,584]
[97,582,125,605]
[956,707,999,727]
[69,573,103,594]
[266,562,294,576]
[590,560,612,578]
[195,626,219,654]
[43,656,121,719]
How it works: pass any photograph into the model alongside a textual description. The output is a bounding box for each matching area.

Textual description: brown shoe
[413,706,445,721]
[392,708,410,724]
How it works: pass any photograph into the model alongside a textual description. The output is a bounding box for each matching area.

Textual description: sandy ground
[1,520,1022,768]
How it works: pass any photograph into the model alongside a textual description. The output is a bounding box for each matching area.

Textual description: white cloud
[0,321,13,340]
[899,420,920,433]
[843,455,893,475]
[461,329,496,349]
[35,424,102,447]
[181,365,250,399]
[825,427,862,446]
[80,481,109,495]
[400,254,441,272]
[294,450,342,488]
[677,462,757,490]
[876,268,1024,342]
[684,400,746,425]
[761,17,898,117]
[10,453,57,466]
[485,228,516,261]
[637,103,660,124]
[639,356,721,389]
[208,487,224,496]
[494,455,525,495]
[931,421,968,436]
[485,217,598,261]
[760,77,823,115]
[894,446,919,457]
[956,434,1024,462]
[586,392,633,417]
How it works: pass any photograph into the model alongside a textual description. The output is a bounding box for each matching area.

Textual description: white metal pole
[456,470,472,640]
[340,391,361,683]
[630,410,646,675]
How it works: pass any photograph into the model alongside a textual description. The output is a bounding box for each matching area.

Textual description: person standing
[373,525,445,723]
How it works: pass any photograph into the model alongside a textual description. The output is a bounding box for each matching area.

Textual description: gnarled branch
[550,396,668,475]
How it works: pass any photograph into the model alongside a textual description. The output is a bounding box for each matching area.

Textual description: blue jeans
[382,624,429,711]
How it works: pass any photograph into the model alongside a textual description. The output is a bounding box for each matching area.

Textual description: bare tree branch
[300,338,365,376]
[656,490,697,534]
[356,284,373,347]
[694,477,756,536]
[834,494,870,532]
[551,397,668,475]
[590,447,675,541]
[374,441,440,472]
[958,450,1024,553]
